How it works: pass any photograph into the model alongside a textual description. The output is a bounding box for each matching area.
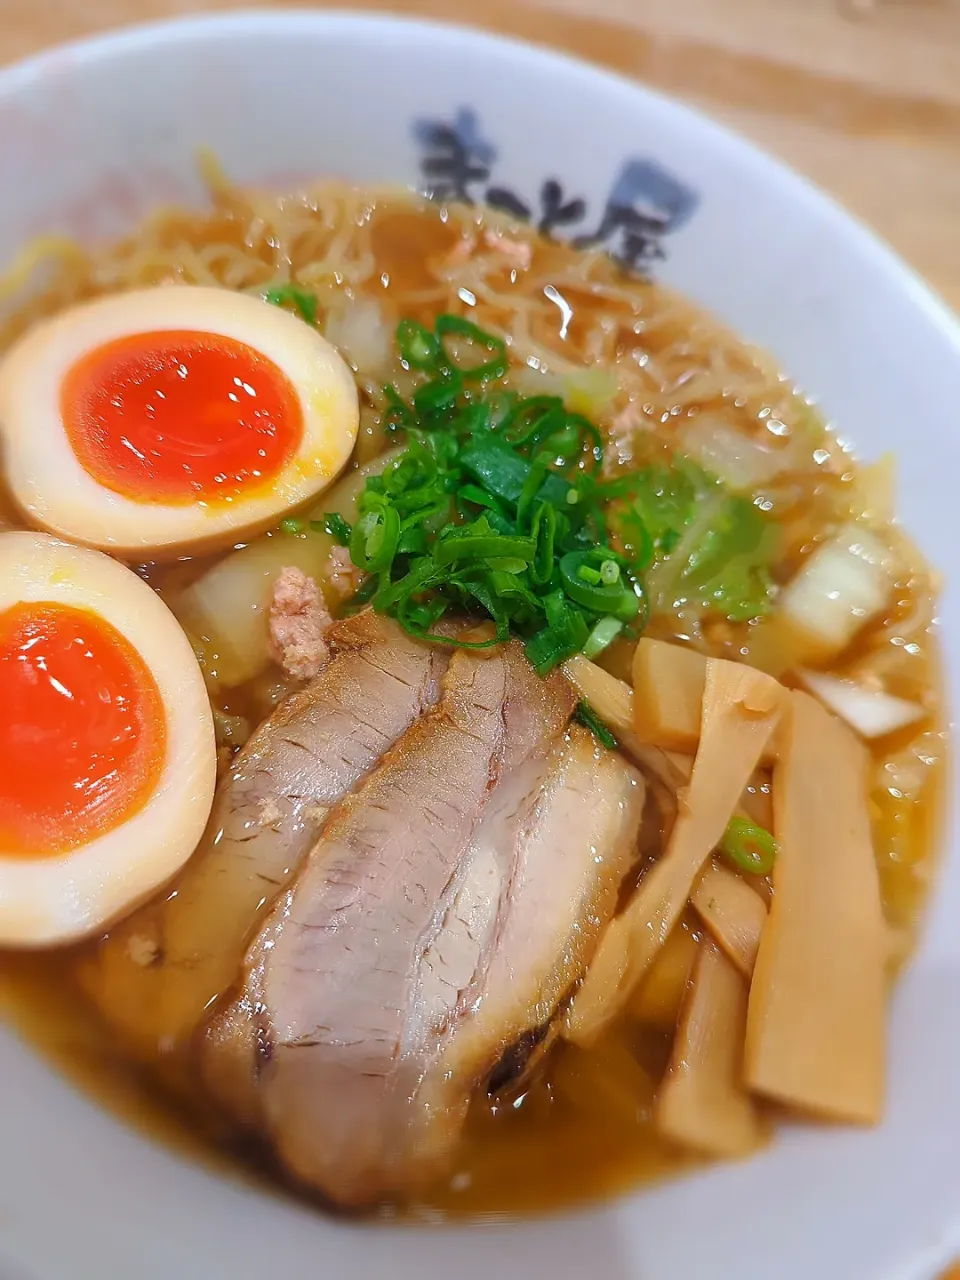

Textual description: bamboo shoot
[632,638,708,752]
[563,656,773,820]
[744,690,886,1124]
[657,938,766,1156]
[567,659,782,1045]
[629,923,699,1026]
[632,639,776,764]
[692,861,767,978]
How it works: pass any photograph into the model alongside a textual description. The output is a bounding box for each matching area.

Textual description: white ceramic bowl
[1,12,959,1280]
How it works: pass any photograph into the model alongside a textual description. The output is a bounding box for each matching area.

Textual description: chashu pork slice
[213,640,645,1208]
[199,642,575,1131]
[241,643,578,1205]
[411,724,646,1174]
[256,645,510,1202]
[80,611,445,1056]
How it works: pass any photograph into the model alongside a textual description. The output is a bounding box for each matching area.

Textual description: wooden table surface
[3,0,960,315]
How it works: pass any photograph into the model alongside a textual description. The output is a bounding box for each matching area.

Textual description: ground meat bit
[482,228,532,271]
[268,566,332,681]
[440,233,476,270]
[324,544,364,602]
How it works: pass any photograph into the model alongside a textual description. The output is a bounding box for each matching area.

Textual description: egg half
[0,286,359,558]
[0,532,216,945]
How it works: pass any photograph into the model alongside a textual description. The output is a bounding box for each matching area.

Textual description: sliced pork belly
[200,643,575,1131]
[81,611,444,1055]
[208,639,644,1208]
[414,726,646,1168]
[200,970,263,1132]
[255,645,515,1202]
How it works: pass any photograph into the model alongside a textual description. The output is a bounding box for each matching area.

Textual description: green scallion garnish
[582,616,623,660]
[315,513,352,545]
[326,312,777,673]
[575,700,618,750]
[435,313,508,381]
[263,284,318,326]
[559,550,639,622]
[396,319,441,369]
[720,816,777,876]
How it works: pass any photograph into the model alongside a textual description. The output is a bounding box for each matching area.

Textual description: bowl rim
[1,6,959,357]
[0,13,958,1278]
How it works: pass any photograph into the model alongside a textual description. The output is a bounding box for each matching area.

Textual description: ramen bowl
[0,12,959,1280]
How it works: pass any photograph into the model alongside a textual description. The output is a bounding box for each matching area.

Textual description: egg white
[0,286,360,559]
[0,532,216,946]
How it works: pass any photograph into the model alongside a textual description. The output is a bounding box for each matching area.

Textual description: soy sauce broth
[0,187,946,1218]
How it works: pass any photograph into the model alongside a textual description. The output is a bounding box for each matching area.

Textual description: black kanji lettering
[413,109,497,205]
[574,160,699,271]
[485,187,532,220]
[537,179,586,237]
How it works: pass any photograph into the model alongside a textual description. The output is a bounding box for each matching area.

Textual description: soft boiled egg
[0,532,216,945]
[0,286,359,559]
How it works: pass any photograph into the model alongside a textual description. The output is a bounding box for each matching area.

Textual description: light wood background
[2,0,960,314]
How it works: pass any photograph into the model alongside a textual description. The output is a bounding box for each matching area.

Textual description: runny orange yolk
[0,602,166,858]
[61,329,304,504]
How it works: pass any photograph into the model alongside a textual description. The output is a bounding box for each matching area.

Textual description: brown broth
[0,188,946,1219]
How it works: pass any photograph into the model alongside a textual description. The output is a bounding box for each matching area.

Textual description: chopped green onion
[345,574,378,609]
[720,816,777,876]
[529,502,557,588]
[623,512,654,573]
[459,436,533,506]
[279,517,305,535]
[574,700,618,750]
[501,397,566,448]
[315,512,352,545]
[558,413,603,470]
[350,505,400,573]
[396,319,441,369]
[263,285,317,326]
[325,312,782,673]
[435,314,508,381]
[397,527,428,556]
[413,370,462,415]
[582,616,623,660]
[523,591,589,675]
[544,423,582,461]
[435,532,536,567]
[559,551,639,623]
[458,483,507,514]
[382,384,413,432]
[516,455,551,529]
